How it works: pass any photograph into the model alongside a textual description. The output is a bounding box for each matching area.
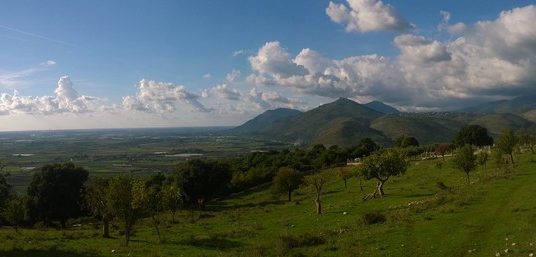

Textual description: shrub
[362,212,386,225]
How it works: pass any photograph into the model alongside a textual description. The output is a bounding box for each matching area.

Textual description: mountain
[231,108,302,134]
[522,110,536,123]
[469,113,534,134]
[364,101,400,114]
[231,98,387,146]
[370,114,456,145]
[461,95,536,114]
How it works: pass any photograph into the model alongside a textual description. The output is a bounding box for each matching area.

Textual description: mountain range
[230,97,536,147]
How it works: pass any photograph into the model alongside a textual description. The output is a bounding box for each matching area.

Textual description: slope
[370,114,457,144]
[230,108,302,135]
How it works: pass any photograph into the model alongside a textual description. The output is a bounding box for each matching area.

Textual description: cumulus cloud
[437,10,466,35]
[249,41,307,78]
[0,76,99,115]
[326,0,414,33]
[247,88,305,109]
[203,84,242,101]
[225,69,241,82]
[247,5,536,109]
[122,79,211,113]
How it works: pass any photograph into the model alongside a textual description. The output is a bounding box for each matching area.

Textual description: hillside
[230,108,302,135]
[522,110,536,123]
[370,114,456,144]
[461,95,536,114]
[469,113,534,134]
[258,98,387,146]
[364,100,400,114]
[2,152,536,257]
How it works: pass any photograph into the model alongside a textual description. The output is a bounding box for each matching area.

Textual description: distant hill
[370,114,456,145]
[461,95,536,114]
[231,98,536,147]
[469,113,534,135]
[230,108,301,134]
[522,110,536,123]
[364,101,400,114]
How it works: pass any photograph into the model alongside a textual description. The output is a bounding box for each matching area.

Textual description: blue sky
[0,0,535,131]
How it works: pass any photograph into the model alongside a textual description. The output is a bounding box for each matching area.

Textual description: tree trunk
[315,198,321,215]
[197,198,205,210]
[102,219,110,238]
[125,227,130,246]
[376,180,385,197]
[466,172,470,185]
[510,153,515,165]
[171,210,176,224]
[288,190,292,202]
[151,215,162,243]
[344,179,347,189]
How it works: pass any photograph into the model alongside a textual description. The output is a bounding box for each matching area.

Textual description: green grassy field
[1,152,535,257]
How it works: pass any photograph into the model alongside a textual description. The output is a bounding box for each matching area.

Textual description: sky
[0,0,535,131]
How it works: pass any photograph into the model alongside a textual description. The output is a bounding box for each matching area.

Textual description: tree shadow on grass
[179,236,243,250]
[0,249,100,257]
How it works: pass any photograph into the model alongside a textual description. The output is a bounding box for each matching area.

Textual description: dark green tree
[271,167,303,202]
[453,125,493,147]
[351,138,380,158]
[27,163,88,228]
[395,136,419,148]
[452,145,477,184]
[175,160,231,209]
[2,194,26,232]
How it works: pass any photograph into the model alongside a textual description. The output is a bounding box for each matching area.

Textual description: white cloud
[0,61,56,87]
[203,84,242,101]
[326,0,414,33]
[232,50,245,57]
[202,73,212,79]
[437,10,466,35]
[0,76,99,115]
[247,5,536,109]
[225,69,241,82]
[122,79,211,113]
[249,41,307,78]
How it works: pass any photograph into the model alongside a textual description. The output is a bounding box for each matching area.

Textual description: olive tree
[305,173,329,215]
[359,150,409,200]
[271,167,303,202]
[85,177,112,237]
[452,145,477,184]
[338,168,352,189]
[2,194,26,232]
[496,129,518,164]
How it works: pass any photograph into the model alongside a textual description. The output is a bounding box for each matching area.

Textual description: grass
[1,152,536,256]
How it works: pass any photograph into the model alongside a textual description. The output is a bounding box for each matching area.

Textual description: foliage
[85,177,112,237]
[496,129,519,164]
[349,138,380,158]
[271,167,303,202]
[175,159,232,208]
[2,194,26,231]
[359,150,409,199]
[452,145,477,184]
[517,129,536,153]
[337,168,352,189]
[27,163,88,228]
[106,176,143,245]
[453,125,493,147]
[0,171,12,213]
[476,151,489,171]
[161,184,183,223]
[395,136,419,148]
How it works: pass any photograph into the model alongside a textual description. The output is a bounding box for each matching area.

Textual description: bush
[277,234,325,249]
[362,212,386,225]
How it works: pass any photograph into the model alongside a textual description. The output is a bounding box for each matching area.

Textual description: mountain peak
[364,100,400,114]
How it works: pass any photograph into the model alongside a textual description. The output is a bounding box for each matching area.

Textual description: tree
[452,145,477,184]
[85,177,112,237]
[476,151,489,176]
[305,173,329,215]
[175,160,232,209]
[271,167,303,202]
[496,129,518,164]
[517,130,536,154]
[132,179,163,243]
[434,143,454,159]
[338,168,352,189]
[106,176,144,246]
[161,184,183,223]
[27,163,88,228]
[2,194,26,232]
[359,150,409,200]
[453,125,493,147]
[350,138,380,158]
[395,136,419,148]
[0,170,12,212]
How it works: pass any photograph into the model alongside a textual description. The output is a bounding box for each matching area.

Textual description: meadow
[1,150,534,257]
